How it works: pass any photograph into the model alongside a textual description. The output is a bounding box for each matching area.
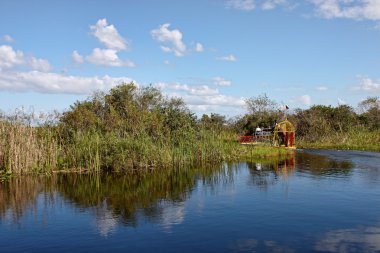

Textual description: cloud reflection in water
[315,223,380,252]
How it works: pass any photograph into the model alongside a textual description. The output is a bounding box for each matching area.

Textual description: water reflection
[246,156,296,190]
[56,166,226,230]
[2,153,354,228]
[0,176,55,224]
[315,223,380,252]
[232,238,295,253]
[0,150,378,252]
[93,203,118,237]
[296,150,353,176]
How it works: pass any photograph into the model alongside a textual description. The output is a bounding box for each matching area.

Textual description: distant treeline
[230,94,380,151]
[0,83,378,175]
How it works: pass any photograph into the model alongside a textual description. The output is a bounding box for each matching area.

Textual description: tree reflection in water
[0,176,56,224]
[0,164,233,234]
[246,155,296,190]
[0,151,356,237]
[296,151,353,176]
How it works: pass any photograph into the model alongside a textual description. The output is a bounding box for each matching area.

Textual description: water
[1,150,380,252]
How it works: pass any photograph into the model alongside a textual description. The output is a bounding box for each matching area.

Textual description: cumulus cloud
[0,70,134,94]
[27,57,51,72]
[216,54,237,61]
[261,0,288,10]
[316,86,328,91]
[291,94,312,106]
[151,23,187,57]
[0,45,24,68]
[86,48,135,67]
[226,0,289,11]
[2,35,15,43]
[0,45,51,71]
[213,76,232,86]
[182,93,245,107]
[90,18,128,51]
[154,82,244,109]
[311,0,380,24]
[72,50,84,64]
[74,19,135,68]
[155,82,219,96]
[195,43,204,52]
[337,97,346,104]
[226,0,255,11]
[355,76,380,92]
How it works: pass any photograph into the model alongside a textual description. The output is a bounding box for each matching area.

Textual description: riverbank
[297,129,380,152]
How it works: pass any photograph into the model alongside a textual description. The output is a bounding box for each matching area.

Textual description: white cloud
[337,97,346,104]
[300,94,312,105]
[311,0,380,23]
[154,81,245,115]
[164,60,170,65]
[0,45,24,68]
[72,50,84,64]
[216,54,237,61]
[90,18,128,51]
[74,20,135,68]
[226,0,255,11]
[291,94,312,106]
[2,35,15,43]
[316,86,328,91]
[213,76,232,86]
[155,82,219,96]
[355,76,380,91]
[182,93,245,107]
[27,57,51,72]
[226,0,289,11]
[151,23,187,57]
[195,43,204,52]
[86,48,135,67]
[0,45,51,71]
[261,0,288,10]
[0,70,135,94]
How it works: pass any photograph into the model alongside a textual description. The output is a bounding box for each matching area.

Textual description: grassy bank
[0,120,291,175]
[297,128,380,152]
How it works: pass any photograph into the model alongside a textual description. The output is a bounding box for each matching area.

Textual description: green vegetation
[289,100,380,152]
[233,94,380,152]
[0,83,292,174]
[0,84,377,175]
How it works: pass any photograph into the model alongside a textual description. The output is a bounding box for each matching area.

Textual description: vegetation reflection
[0,153,354,227]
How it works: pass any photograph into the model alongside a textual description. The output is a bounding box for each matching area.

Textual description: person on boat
[255,126,262,136]
[271,120,277,132]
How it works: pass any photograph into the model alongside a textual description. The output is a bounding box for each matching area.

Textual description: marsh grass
[297,127,380,152]
[0,121,59,174]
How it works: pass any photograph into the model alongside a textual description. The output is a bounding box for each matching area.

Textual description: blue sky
[0,0,379,116]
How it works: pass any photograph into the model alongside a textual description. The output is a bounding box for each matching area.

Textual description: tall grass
[297,127,380,152]
[0,121,59,174]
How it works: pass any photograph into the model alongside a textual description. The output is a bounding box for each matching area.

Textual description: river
[1,149,380,252]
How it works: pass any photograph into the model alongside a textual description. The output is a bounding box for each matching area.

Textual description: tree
[358,97,380,130]
[244,94,280,131]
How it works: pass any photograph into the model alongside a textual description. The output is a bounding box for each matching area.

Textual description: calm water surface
[1,150,380,252]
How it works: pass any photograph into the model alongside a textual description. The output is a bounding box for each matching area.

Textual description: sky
[0,0,380,117]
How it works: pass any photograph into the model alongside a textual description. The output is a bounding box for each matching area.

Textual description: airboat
[238,119,296,149]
